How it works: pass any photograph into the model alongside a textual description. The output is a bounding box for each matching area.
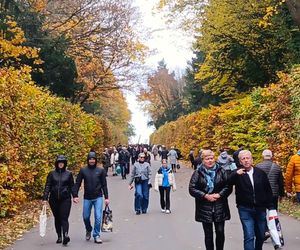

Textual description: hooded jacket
[43,155,75,201]
[73,151,109,200]
[285,154,300,192]
[189,164,232,223]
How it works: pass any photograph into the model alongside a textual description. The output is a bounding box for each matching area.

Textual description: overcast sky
[128,0,194,144]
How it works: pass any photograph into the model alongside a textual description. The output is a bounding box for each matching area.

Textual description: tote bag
[39,205,47,237]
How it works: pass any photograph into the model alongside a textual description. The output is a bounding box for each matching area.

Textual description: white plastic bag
[267,209,284,249]
[39,205,47,237]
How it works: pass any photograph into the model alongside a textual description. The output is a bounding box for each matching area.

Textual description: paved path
[6,159,300,250]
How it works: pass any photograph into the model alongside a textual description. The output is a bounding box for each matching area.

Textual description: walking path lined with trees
[5,159,300,250]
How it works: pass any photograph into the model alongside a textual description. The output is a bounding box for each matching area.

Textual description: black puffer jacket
[189,164,232,223]
[43,155,75,201]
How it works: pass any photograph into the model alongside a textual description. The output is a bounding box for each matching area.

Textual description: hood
[87,151,97,167]
[55,155,67,171]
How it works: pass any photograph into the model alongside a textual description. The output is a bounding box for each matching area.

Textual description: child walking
[154,159,176,213]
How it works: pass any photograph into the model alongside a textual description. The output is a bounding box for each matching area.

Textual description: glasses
[140,157,145,158]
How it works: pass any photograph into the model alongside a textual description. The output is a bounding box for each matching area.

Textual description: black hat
[87,151,97,160]
[55,155,67,168]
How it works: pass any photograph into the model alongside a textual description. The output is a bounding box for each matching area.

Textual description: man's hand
[211,193,221,199]
[73,197,79,203]
[104,199,109,205]
[128,184,133,190]
[237,168,246,175]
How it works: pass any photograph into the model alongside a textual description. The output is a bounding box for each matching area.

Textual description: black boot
[56,236,62,244]
[62,233,70,246]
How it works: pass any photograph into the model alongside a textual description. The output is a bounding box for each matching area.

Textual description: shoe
[94,236,103,244]
[165,210,171,214]
[86,231,91,241]
[142,210,147,214]
[56,237,62,244]
[136,210,141,215]
[62,236,70,246]
[161,209,166,213]
[264,231,271,241]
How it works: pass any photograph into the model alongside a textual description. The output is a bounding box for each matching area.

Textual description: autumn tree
[38,0,147,105]
[139,60,185,128]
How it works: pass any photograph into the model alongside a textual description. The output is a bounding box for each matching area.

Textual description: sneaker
[86,231,91,241]
[94,236,103,244]
[56,237,62,244]
[161,209,166,213]
[136,210,141,215]
[165,210,171,214]
[142,210,147,214]
[264,231,271,241]
[62,236,70,246]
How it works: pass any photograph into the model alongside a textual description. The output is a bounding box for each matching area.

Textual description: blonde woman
[154,159,176,214]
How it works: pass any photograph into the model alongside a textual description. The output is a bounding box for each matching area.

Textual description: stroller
[102,205,113,232]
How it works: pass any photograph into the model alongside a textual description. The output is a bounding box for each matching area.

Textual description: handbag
[39,205,47,237]
[102,205,113,232]
[134,176,142,184]
[267,209,284,248]
[115,165,121,175]
[176,164,180,169]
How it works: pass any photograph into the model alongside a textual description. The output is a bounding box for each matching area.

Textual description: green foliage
[151,66,300,167]
[195,0,300,98]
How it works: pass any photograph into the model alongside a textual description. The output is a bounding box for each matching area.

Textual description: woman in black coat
[43,155,75,245]
[189,150,232,250]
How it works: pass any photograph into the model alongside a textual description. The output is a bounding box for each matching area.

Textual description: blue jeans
[83,197,103,238]
[134,179,150,212]
[238,206,266,250]
[296,192,300,203]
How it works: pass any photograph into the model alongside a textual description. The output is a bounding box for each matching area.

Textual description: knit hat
[262,149,272,159]
[218,151,228,164]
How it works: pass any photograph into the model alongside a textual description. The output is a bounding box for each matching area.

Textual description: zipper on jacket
[58,169,62,200]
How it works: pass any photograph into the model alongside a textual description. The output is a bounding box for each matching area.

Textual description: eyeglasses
[140,157,145,158]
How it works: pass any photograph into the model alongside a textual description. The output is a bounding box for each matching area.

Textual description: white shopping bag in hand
[39,205,47,237]
[268,209,284,249]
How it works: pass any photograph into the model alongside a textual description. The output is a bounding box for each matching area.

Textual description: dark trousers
[159,186,171,210]
[202,221,225,250]
[171,164,176,172]
[49,198,71,237]
[120,163,127,179]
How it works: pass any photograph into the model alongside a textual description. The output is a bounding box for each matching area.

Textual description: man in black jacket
[231,150,273,250]
[73,151,109,244]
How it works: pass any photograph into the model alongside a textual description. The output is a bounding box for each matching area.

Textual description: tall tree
[139,60,185,128]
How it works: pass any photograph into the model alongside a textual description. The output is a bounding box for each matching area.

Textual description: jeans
[134,179,150,212]
[159,186,171,210]
[296,192,300,203]
[49,198,71,237]
[83,197,103,238]
[238,206,266,250]
[202,221,225,250]
[120,164,127,178]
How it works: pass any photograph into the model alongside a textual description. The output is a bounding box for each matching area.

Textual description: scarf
[201,164,217,193]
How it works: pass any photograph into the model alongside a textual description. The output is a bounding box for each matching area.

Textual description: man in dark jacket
[230,150,273,250]
[160,146,168,160]
[73,151,109,244]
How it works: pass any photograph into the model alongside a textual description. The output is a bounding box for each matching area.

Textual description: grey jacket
[256,160,284,197]
[129,161,151,185]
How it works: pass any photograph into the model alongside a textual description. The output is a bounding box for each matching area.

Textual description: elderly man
[230,150,273,250]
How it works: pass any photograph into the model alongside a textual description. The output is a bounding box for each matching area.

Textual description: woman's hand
[42,200,47,206]
[128,184,133,190]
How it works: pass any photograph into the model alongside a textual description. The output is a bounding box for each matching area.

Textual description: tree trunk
[286,0,300,31]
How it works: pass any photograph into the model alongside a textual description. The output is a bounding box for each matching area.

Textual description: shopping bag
[102,205,113,232]
[39,205,47,237]
[176,164,180,169]
[115,165,121,175]
[267,209,284,249]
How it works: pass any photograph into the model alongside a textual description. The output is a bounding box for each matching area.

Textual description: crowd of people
[42,143,300,250]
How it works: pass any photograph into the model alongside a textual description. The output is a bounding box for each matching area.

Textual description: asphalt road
[6,159,300,250]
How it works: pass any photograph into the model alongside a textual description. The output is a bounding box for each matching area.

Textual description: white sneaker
[161,209,166,213]
[165,210,171,214]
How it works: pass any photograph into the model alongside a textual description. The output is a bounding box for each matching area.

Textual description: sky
[127,0,194,144]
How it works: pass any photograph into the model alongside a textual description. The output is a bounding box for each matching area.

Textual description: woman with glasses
[128,153,152,214]
[154,159,176,214]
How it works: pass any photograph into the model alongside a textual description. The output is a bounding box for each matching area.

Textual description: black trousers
[202,221,225,250]
[49,198,71,237]
[171,164,176,172]
[159,186,171,210]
